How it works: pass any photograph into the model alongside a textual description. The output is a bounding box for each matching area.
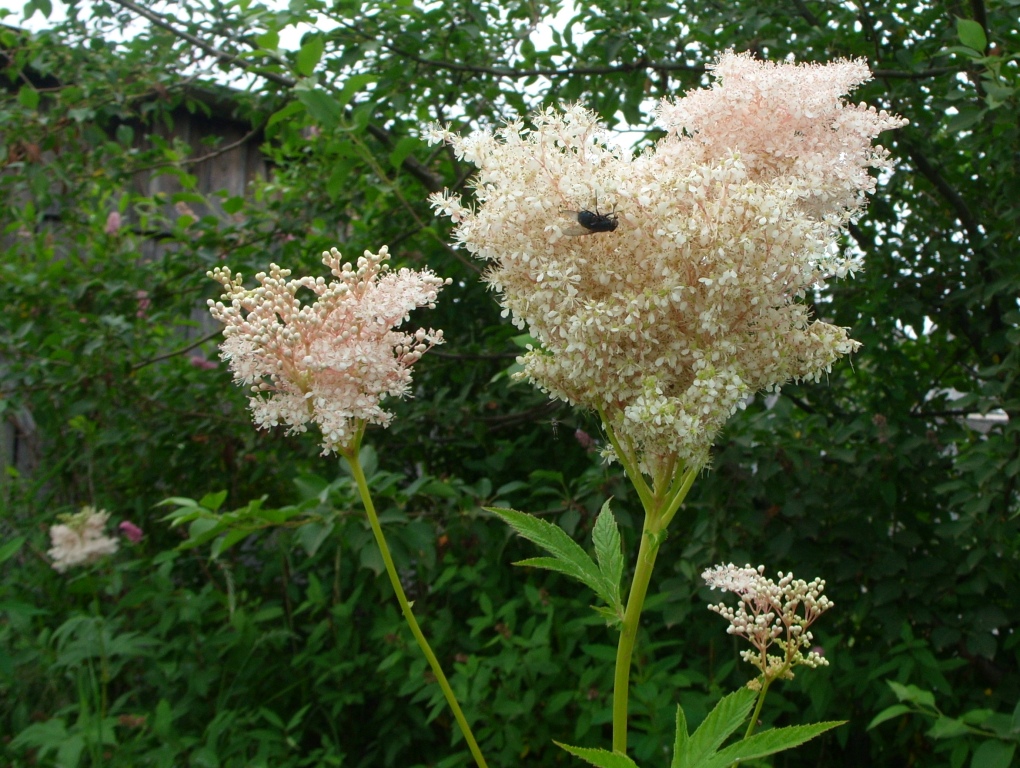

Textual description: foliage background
[1,0,1018,766]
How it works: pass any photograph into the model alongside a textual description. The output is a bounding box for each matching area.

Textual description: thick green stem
[610,459,700,755]
[344,438,489,768]
[611,509,664,753]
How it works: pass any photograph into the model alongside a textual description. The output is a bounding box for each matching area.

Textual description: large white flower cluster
[430,52,906,471]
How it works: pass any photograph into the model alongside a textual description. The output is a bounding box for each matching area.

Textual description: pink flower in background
[135,290,151,318]
[189,355,218,370]
[119,520,144,543]
[48,507,119,573]
[104,211,122,235]
[208,245,451,454]
[574,429,596,451]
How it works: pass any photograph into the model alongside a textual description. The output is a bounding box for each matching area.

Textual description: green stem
[745,678,772,739]
[343,436,489,768]
[611,507,663,753]
[611,460,700,755]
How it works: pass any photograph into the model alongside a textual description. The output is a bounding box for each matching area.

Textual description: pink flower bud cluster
[702,563,833,682]
[208,246,451,454]
[429,52,906,471]
[48,506,120,573]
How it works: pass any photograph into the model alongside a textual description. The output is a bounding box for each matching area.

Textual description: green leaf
[296,35,325,76]
[971,739,1016,768]
[222,196,244,214]
[389,136,419,171]
[956,18,987,52]
[671,704,690,768]
[267,100,306,129]
[334,73,376,111]
[0,536,25,564]
[554,742,640,768]
[888,681,937,709]
[591,500,624,612]
[705,721,846,768]
[17,85,39,110]
[489,507,609,606]
[296,88,343,130]
[682,687,757,768]
[867,704,912,730]
[255,29,280,51]
[199,490,228,512]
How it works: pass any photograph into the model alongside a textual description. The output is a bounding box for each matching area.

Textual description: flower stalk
[607,423,700,753]
[341,426,489,768]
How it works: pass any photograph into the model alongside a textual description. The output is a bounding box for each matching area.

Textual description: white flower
[208,246,451,454]
[430,52,906,473]
[48,506,120,573]
[703,563,833,680]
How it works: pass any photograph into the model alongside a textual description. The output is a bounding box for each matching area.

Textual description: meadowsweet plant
[204,245,492,767]
[48,506,120,573]
[428,51,906,765]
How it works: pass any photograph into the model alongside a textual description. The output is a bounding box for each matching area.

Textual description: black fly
[562,198,619,236]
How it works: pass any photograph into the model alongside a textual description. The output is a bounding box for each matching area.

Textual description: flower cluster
[429,51,906,471]
[48,506,120,573]
[702,563,832,684]
[208,246,450,454]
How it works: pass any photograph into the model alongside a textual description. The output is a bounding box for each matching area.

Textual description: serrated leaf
[671,704,690,768]
[956,18,987,52]
[295,35,325,76]
[554,742,640,768]
[591,500,624,612]
[704,721,845,768]
[490,507,611,606]
[682,687,757,767]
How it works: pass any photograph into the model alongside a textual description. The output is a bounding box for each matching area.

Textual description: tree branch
[107,0,444,192]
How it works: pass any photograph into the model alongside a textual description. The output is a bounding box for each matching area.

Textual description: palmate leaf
[489,506,624,620]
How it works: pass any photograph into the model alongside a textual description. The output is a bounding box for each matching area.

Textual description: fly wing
[557,209,592,237]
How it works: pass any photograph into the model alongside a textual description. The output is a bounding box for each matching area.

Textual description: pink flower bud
[135,290,150,318]
[189,355,218,370]
[574,429,596,451]
[119,520,144,543]
[104,211,122,235]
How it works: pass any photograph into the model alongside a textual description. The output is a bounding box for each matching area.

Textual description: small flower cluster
[208,246,450,454]
[429,51,906,472]
[48,506,120,573]
[702,563,832,684]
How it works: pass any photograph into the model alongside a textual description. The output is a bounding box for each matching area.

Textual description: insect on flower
[561,199,619,236]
